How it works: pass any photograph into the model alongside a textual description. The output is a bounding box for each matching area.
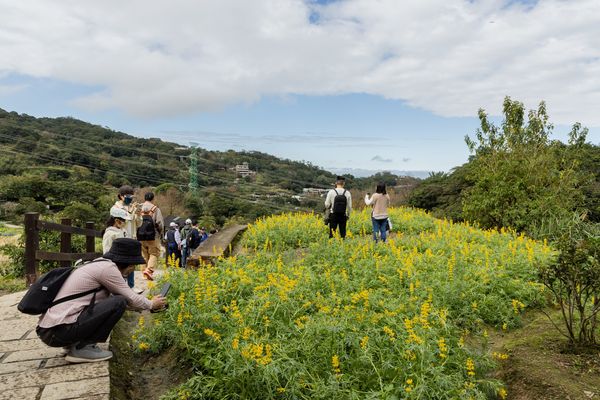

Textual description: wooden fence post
[85,221,96,254]
[60,218,72,268]
[24,212,40,286]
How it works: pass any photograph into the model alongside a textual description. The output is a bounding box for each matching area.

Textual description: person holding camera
[36,238,167,363]
[109,185,142,287]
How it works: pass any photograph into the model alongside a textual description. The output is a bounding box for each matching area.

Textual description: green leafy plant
[134,208,550,399]
[538,219,600,345]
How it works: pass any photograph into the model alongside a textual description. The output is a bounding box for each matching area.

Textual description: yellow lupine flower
[466,358,476,377]
[204,328,221,342]
[331,354,341,374]
[360,336,369,350]
[438,337,448,359]
[383,326,396,341]
[498,388,507,399]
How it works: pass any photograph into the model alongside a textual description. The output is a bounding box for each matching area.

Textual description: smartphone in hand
[159,283,171,297]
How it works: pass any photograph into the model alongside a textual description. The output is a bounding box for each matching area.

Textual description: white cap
[110,207,129,220]
[185,218,192,224]
[170,222,178,228]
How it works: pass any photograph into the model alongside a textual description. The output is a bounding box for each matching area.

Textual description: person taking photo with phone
[36,238,167,363]
[109,185,142,288]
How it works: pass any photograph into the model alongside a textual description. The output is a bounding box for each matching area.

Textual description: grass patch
[0,275,26,295]
[489,308,600,399]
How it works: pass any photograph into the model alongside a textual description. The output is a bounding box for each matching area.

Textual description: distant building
[302,188,329,196]
[232,162,256,178]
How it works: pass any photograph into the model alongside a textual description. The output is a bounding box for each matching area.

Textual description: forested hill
[0,108,419,225]
[0,108,338,191]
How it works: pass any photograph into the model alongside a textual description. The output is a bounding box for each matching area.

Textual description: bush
[538,218,600,345]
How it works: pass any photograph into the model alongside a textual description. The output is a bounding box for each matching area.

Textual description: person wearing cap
[324,176,352,239]
[184,221,202,266]
[102,208,127,254]
[110,185,143,240]
[199,226,208,243]
[36,238,167,363]
[109,185,143,288]
[180,219,193,268]
[165,221,182,266]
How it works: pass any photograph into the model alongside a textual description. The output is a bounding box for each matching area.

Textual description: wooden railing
[24,212,102,285]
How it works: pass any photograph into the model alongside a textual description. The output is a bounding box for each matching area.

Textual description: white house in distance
[302,188,329,196]
[232,162,256,178]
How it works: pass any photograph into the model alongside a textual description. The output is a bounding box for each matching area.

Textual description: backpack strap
[50,287,104,308]
[49,257,107,308]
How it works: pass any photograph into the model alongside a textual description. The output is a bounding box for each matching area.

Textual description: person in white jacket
[102,208,127,254]
[109,185,142,288]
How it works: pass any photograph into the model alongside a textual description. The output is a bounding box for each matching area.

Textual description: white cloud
[371,155,393,163]
[0,0,599,125]
[0,83,27,96]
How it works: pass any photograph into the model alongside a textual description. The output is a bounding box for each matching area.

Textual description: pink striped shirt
[38,259,152,328]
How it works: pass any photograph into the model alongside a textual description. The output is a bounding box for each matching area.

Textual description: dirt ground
[490,309,600,400]
[110,310,193,400]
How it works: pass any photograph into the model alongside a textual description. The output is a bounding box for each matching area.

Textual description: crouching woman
[36,238,167,363]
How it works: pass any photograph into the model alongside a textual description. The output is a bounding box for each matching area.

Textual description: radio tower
[189,142,199,192]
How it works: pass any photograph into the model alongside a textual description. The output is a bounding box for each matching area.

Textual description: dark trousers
[329,214,347,239]
[37,295,127,348]
[167,242,181,266]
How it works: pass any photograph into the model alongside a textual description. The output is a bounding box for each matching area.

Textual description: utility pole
[189,142,199,192]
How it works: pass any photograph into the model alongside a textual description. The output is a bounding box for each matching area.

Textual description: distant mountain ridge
[328,168,432,179]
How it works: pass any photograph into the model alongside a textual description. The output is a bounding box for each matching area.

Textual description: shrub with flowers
[135,207,553,399]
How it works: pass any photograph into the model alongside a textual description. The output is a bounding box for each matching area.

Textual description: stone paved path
[0,291,110,400]
[0,271,150,400]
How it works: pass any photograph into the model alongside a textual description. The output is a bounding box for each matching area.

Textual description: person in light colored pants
[141,237,161,273]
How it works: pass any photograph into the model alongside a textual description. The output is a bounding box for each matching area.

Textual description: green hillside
[0,108,422,226]
[0,108,338,224]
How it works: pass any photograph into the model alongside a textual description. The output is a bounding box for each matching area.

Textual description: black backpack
[332,189,348,214]
[137,206,157,241]
[18,263,103,315]
[187,228,200,249]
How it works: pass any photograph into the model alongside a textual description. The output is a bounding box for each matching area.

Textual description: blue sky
[1,0,598,174]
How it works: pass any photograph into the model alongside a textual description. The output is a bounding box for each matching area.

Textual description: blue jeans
[372,217,388,242]
[181,243,188,268]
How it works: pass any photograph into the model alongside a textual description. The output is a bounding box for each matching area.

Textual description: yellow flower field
[135,208,554,399]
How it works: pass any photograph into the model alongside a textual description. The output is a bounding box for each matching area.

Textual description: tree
[60,202,100,226]
[155,187,187,217]
[463,97,584,234]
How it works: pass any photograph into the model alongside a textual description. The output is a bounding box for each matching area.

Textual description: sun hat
[103,238,146,265]
[185,218,192,225]
[169,222,178,228]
